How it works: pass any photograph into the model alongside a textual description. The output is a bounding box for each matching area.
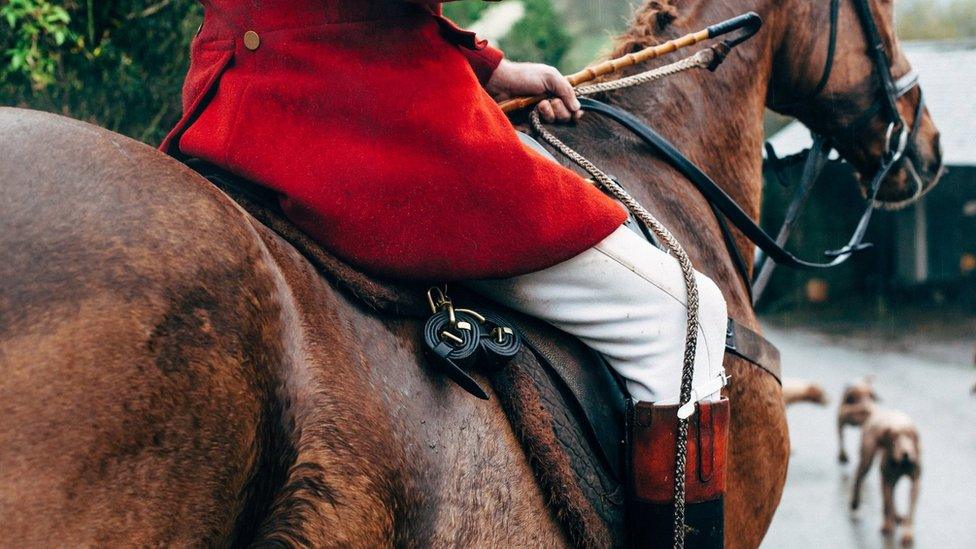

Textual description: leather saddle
[185,154,631,546]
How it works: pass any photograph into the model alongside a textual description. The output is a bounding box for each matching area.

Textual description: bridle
[754,0,930,299]
[529,0,936,360]
[569,0,928,303]
[526,9,935,545]
[534,0,930,306]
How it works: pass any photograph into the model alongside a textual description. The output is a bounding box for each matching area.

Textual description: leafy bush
[0,0,201,144]
[445,0,571,67]
[1,0,76,88]
[497,0,571,67]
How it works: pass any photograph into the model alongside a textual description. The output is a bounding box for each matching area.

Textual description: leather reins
[566,0,925,307]
[523,7,927,544]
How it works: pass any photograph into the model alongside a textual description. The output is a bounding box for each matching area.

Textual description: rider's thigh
[465,224,728,403]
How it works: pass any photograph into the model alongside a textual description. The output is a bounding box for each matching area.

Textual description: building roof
[767,40,976,166]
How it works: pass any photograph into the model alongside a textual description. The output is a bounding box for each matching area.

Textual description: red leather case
[629,398,730,504]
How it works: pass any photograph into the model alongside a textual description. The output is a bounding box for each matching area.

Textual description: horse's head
[770,0,943,209]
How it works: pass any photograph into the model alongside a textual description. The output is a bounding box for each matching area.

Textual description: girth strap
[725,319,781,384]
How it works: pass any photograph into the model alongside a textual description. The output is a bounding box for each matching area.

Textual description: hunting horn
[497,11,762,113]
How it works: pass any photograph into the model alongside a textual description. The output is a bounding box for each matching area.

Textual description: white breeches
[465,224,728,405]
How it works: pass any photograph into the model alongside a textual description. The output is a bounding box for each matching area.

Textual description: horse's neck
[601,0,779,306]
[618,69,766,212]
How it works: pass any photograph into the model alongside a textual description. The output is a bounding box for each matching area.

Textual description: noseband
[790,0,926,204]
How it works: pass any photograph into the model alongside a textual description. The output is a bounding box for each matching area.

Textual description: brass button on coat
[243,30,260,51]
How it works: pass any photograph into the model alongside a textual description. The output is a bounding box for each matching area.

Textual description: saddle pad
[500,311,629,547]
[189,159,629,547]
[490,343,625,548]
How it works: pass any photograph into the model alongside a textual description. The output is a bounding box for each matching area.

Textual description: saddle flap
[508,312,629,481]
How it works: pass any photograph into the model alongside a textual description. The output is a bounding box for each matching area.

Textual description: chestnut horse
[0,0,941,546]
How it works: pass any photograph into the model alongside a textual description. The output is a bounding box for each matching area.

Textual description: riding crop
[497,11,762,113]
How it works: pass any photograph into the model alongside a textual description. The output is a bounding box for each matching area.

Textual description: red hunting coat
[162,0,626,281]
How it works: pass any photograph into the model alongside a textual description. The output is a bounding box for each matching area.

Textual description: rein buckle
[824,241,873,258]
[422,288,524,400]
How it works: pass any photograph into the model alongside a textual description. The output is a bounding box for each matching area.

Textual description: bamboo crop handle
[497,12,761,113]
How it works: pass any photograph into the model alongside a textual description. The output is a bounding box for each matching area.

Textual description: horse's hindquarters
[0,109,292,545]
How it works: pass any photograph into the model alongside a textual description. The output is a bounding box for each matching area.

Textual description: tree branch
[127,0,175,21]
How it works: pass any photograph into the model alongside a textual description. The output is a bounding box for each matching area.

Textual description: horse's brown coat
[0,0,941,546]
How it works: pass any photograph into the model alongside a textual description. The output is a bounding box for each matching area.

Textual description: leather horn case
[626,398,730,548]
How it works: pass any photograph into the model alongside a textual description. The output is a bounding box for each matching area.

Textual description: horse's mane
[611,1,679,56]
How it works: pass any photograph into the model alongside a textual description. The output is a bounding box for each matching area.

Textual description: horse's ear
[614,0,680,55]
[648,1,678,31]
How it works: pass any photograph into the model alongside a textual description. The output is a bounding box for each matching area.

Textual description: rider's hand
[486,59,582,123]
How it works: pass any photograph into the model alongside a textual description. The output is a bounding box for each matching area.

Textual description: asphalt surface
[761,325,976,549]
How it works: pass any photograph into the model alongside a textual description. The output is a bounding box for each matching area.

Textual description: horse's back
[0,108,288,545]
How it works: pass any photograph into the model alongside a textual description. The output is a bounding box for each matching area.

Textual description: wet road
[761,325,976,549]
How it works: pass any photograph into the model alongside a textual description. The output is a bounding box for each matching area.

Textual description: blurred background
[2,0,974,547]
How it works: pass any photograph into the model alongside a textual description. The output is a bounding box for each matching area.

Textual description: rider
[162,0,727,413]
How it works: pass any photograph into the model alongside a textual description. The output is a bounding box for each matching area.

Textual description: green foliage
[497,0,571,67]
[1,0,78,88]
[897,0,976,40]
[441,0,491,27]
[0,1,201,144]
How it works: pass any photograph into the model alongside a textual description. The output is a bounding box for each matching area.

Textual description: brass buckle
[427,287,472,343]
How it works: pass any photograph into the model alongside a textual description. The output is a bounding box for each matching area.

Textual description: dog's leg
[901,469,920,546]
[881,474,896,535]
[850,431,878,511]
[838,418,849,463]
